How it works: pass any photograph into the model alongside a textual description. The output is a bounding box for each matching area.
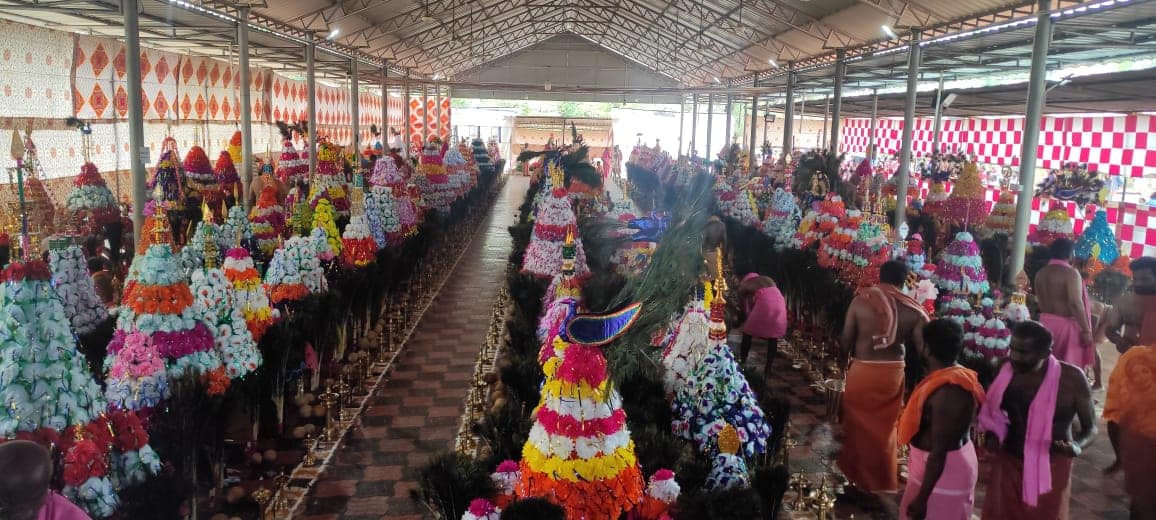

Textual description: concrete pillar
[403,77,411,157]
[690,94,698,156]
[678,95,685,157]
[724,95,733,147]
[237,6,253,211]
[381,66,388,149]
[931,73,945,154]
[124,0,147,244]
[894,30,922,233]
[705,93,714,162]
[869,89,878,162]
[830,49,845,153]
[1010,0,1054,284]
[749,94,759,173]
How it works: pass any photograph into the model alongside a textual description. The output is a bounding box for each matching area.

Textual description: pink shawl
[978,355,1062,507]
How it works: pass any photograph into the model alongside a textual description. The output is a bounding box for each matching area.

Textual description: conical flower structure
[818,210,863,272]
[632,469,680,520]
[671,279,771,458]
[227,130,242,166]
[443,146,470,199]
[179,220,220,273]
[522,162,590,279]
[979,191,1017,239]
[536,231,585,346]
[265,236,326,302]
[48,245,109,335]
[844,214,893,289]
[311,198,342,258]
[727,185,761,227]
[341,215,376,268]
[364,185,398,248]
[222,247,279,342]
[963,297,1011,361]
[417,139,451,213]
[189,260,262,381]
[763,188,801,250]
[933,232,990,297]
[182,145,221,212]
[472,138,494,176]
[66,162,119,233]
[704,425,751,491]
[934,162,990,230]
[250,181,287,257]
[395,184,422,238]
[308,141,351,218]
[517,302,645,520]
[661,293,710,397]
[793,194,846,249]
[107,242,220,407]
[214,149,240,210]
[904,234,936,281]
[286,184,313,236]
[275,139,307,184]
[1029,208,1075,248]
[0,262,160,518]
[148,141,183,211]
[218,205,253,254]
[713,175,738,217]
[1075,209,1120,266]
[369,154,405,189]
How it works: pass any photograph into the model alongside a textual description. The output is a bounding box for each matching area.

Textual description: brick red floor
[299,177,527,520]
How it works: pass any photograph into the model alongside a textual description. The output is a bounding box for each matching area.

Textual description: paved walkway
[300,176,528,520]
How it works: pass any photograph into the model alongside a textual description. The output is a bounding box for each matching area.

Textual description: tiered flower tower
[792,194,846,249]
[106,213,222,410]
[516,300,645,520]
[1075,209,1120,273]
[818,210,862,273]
[979,191,1017,239]
[250,182,286,257]
[311,198,342,258]
[1029,207,1075,248]
[671,267,771,458]
[522,160,589,279]
[309,141,351,219]
[844,211,893,288]
[274,125,308,184]
[341,191,377,269]
[222,247,279,342]
[934,162,990,230]
[763,188,801,251]
[933,232,991,298]
[728,182,761,227]
[215,149,241,209]
[417,138,451,213]
[0,261,160,518]
[444,146,470,199]
[661,291,709,397]
[183,145,223,224]
[66,162,119,235]
[148,138,184,238]
[48,244,109,335]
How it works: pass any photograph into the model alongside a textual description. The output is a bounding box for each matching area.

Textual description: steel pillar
[350,59,360,150]
[1010,0,1055,284]
[381,66,388,149]
[724,95,733,146]
[237,6,253,210]
[705,93,714,162]
[306,38,317,176]
[895,30,922,233]
[782,68,795,159]
[678,95,685,156]
[869,90,878,162]
[830,49,845,153]
[124,0,147,245]
[749,94,759,173]
[690,94,699,156]
[932,73,945,153]
[403,78,411,157]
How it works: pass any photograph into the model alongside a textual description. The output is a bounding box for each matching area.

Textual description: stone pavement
[299,176,528,520]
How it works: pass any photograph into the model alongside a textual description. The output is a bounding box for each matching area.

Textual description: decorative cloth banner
[0,20,74,119]
[270,75,306,123]
[409,94,426,147]
[358,92,383,146]
[440,96,452,140]
[1108,203,1156,259]
[249,67,273,124]
[316,83,350,127]
[387,95,406,132]
[74,35,179,120]
[843,115,1156,177]
[177,55,240,122]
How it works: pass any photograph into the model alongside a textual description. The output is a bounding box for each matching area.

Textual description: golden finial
[718,423,740,455]
[564,228,574,248]
[549,161,564,188]
[714,248,727,299]
[203,224,218,269]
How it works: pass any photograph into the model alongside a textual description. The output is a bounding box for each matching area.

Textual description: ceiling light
[432,73,441,80]
[327,28,340,39]
[713,76,721,83]
[882,25,897,39]
[768,58,778,68]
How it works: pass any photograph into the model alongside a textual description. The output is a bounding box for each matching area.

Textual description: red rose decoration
[110,411,149,451]
[63,439,109,486]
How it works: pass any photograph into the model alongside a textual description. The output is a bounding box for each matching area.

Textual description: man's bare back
[1105,292,1149,352]
[1034,263,1084,318]
[842,295,925,362]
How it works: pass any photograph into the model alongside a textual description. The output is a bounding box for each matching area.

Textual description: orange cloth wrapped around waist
[1103,345,1156,437]
[837,359,905,492]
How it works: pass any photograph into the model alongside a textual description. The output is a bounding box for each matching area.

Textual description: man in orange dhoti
[1102,256,1156,474]
[898,319,986,520]
[838,261,930,493]
[1102,343,1156,518]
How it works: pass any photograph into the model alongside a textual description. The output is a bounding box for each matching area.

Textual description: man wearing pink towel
[979,321,1097,520]
[736,273,788,377]
[1033,238,1095,371]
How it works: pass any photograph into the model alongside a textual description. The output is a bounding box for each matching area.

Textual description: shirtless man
[980,321,1097,519]
[1033,238,1095,370]
[838,260,930,493]
[1099,256,1156,475]
[899,319,986,520]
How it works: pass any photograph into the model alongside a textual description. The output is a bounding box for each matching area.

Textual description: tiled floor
[299,176,528,520]
[739,336,1130,519]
